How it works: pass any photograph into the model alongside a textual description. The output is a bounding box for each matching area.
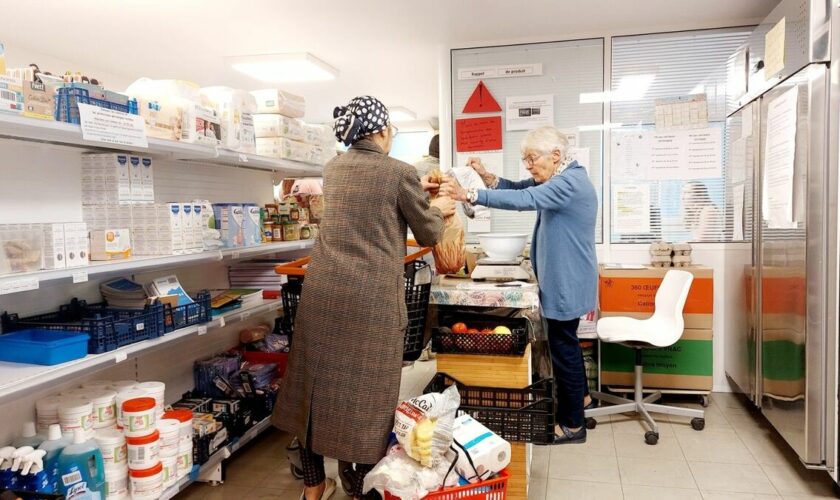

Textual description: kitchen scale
[470,256,531,282]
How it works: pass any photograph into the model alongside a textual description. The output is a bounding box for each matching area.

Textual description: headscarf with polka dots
[333,96,390,146]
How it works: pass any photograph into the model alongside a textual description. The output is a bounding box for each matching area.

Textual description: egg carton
[650,255,673,267]
[649,242,674,257]
[672,255,693,268]
[673,243,692,257]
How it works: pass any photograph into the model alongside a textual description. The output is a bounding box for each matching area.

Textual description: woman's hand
[430,196,456,217]
[439,179,468,203]
[420,174,439,193]
[468,157,497,188]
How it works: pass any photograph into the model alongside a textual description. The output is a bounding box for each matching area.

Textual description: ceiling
[2,0,777,122]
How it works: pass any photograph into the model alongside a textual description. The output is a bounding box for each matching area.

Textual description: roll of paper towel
[452,415,510,483]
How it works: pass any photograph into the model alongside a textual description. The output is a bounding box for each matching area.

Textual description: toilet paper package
[180,103,221,145]
[256,137,320,164]
[200,87,257,152]
[250,89,305,118]
[451,415,510,483]
[253,114,305,141]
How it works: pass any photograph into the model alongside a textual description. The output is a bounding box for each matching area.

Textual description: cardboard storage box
[600,329,713,391]
[761,328,805,400]
[599,265,713,329]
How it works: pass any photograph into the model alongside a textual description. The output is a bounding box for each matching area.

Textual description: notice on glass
[733,184,745,241]
[762,86,798,229]
[613,184,651,234]
[566,147,591,173]
[455,117,503,152]
[78,103,149,148]
[505,94,554,131]
[654,94,708,131]
[647,128,722,180]
[764,17,786,79]
[611,131,651,180]
[729,137,748,184]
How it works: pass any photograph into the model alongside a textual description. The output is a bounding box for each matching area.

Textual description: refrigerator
[724,0,837,472]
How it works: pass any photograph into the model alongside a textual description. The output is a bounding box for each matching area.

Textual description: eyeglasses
[389,123,399,137]
[521,153,544,166]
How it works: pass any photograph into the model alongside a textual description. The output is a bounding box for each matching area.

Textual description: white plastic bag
[394,384,460,467]
[363,445,459,500]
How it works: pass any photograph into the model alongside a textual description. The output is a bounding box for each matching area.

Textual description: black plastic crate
[163,290,212,333]
[433,312,529,356]
[193,428,228,465]
[424,372,555,444]
[2,299,165,354]
[279,261,432,360]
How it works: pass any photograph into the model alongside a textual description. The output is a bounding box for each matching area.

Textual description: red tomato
[467,328,480,334]
[451,322,469,334]
[480,328,494,334]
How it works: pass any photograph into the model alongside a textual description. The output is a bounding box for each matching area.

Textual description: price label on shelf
[232,251,241,260]
[238,154,248,163]
[114,351,128,363]
[72,271,89,284]
[218,317,226,328]
[0,277,40,295]
[198,326,208,336]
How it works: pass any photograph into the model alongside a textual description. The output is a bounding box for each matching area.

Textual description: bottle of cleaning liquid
[38,424,71,493]
[7,446,34,490]
[0,446,17,490]
[20,450,50,493]
[56,430,105,499]
[13,422,44,448]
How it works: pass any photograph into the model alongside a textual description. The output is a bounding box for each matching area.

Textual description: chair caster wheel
[691,418,705,431]
[585,417,597,430]
[290,464,304,479]
[645,431,659,445]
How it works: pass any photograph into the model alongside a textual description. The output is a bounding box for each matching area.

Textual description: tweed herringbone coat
[271,138,444,465]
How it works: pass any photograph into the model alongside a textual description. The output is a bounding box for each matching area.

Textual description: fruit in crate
[451,322,468,334]
[493,326,512,335]
[467,328,480,334]
[480,328,494,334]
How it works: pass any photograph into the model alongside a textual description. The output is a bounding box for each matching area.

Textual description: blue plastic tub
[0,329,90,365]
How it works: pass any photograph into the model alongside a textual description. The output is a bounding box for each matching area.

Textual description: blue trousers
[546,317,587,428]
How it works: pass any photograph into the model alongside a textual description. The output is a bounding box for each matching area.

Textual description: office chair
[585,269,705,445]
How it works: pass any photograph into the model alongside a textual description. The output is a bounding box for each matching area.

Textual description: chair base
[585,360,704,439]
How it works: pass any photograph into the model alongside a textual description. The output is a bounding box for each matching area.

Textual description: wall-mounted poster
[462,81,502,114]
[455,116,503,152]
[505,94,554,131]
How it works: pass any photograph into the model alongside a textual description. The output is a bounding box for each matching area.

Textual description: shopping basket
[384,469,509,500]
[274,240,433,361]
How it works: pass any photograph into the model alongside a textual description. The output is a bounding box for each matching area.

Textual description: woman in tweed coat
[272,96,455,500]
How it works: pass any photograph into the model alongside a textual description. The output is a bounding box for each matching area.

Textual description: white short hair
[520,126,569,157]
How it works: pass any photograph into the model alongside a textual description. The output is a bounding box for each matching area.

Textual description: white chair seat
[597,316,674,348]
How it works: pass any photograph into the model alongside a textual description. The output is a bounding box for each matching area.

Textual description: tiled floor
[177,393,839,499]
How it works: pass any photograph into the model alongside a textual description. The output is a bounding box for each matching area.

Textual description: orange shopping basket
[383,470,509,500]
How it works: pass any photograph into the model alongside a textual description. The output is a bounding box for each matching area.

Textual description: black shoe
[550,426,587,445]
[584,399,598,411]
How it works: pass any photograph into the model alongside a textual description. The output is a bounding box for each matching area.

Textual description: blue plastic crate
[163,291,212,333]
[55,84,137,124]
[0,329,90,365]
[1,299,165,354]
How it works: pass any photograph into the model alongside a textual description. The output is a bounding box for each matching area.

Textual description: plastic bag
[394,384,460,467]
[363,445,459,500]
[428,169,465,275]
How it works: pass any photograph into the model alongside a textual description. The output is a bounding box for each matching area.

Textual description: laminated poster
[455,117,503,152]
[762,86,798,229]
[613,184,651,234]
[505,94,554,131]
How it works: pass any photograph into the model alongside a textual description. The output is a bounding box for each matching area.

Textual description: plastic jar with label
[289,204,300,221]
[88,389,118,429]
[263,222,274,242]
[115,389,148,429]
[122,397,157,437]
[62,388,92,398]
[126,430,160,470]
[104,464,129,499]
[162,409,194,442]
[161,453,178,489]
[299,207,309,224]
[110,380,138,392]
[36,395,66,433]
[95,429,127,468]
[129,462,163,499]
[176,440,193,478]
[157,419,180,458]
[272,223,284,241]
[59,399,94,439]
[283,221,300,241]
[136,381,165,418]
[278,203,290,221]
[81,380,113,391]
[300,224,311,240]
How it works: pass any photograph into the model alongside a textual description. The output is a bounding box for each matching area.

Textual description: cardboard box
[90,228,131,261]
[508,443,528,500]
[141,157,154,202]
[600,329,713,391]
[599,265,713,329]
[42,223,66,270]
[129,156,144,203]
[21,80,56,120]
[63,223,89,267]
[0,75,23,114]
[761,328,805,399]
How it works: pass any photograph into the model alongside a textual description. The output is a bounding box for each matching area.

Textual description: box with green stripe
[600,329,713,391]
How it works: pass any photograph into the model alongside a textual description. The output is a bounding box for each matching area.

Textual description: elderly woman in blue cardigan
[442,126,598,444]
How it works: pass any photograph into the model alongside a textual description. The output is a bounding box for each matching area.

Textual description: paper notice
[613,184,651,233]
[729,137,748,184]
[455,117,503,152]
[450,163,494,233]
[655,94,709,131]
[741,103,754,138]
[78,103,149,148]
[566,147,591,173]
[455,151,503,178]
[505,94,554,131]
[765,17,786,79]
[733,184,745,241]
[762,86,798,229]
[611,130,651,180]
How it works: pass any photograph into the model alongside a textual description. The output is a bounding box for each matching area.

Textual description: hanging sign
[458,63,543,80]
[455,117,503,152]
[78,103,149,148]
[462,81,502,114]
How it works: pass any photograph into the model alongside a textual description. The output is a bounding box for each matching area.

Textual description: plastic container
[156,419,180,458]
[0,328,89,365]
[272,224,284,241]
[116,389,148,429]
[162,291,211,334]
[122,397,157,437]
[126,431,159,470]
[110,380,138,392]
[95,429,127,468]
[36,395,67,433]
[104,464,129,499]
[212,203,244,248]
[432,312,529,357]
[160,453,178,489]
[176,440,192,479]
[128,462,163,499]
[136,381,166,416]
[161,410,193,441]
[243,204,261,247]
[383,469,509,500]
[38,424,72,493]
[89,389,118,429]
[82,380,114,391]
[56,430,106,498]
[403,260,432,361]
[13,422,44,448]
[282,221,300,241]
[59,399,94,439]
[62,387,92,398]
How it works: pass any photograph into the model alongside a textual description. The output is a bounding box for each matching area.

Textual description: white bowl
[477,233,528,261]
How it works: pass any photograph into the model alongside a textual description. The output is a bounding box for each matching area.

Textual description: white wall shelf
[0,240,313,295]
[0,112,324,176]
[0,298,283,404]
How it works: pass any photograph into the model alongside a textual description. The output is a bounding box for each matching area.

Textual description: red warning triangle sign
[462,81,502,114]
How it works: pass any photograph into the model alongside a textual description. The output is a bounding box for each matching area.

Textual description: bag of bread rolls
[427,169,466,275]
